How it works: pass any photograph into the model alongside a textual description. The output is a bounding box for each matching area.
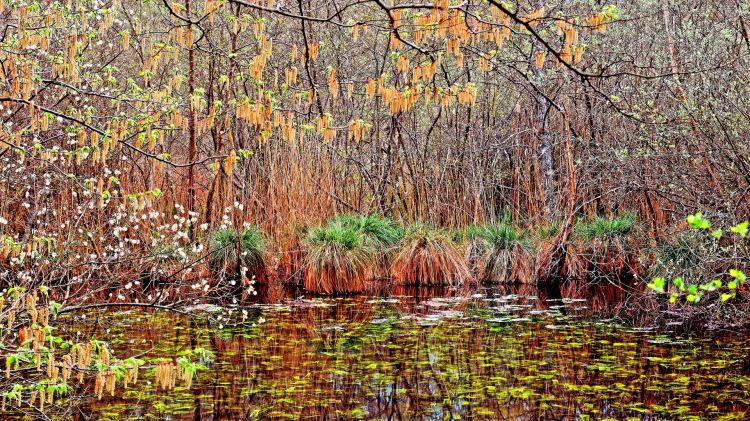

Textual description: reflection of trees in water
[80,296,750,420]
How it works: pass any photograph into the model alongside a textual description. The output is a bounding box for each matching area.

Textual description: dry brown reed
[391,224,471,287]
[482,244,535,284]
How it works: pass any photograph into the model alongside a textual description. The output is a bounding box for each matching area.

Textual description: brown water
[68,286,750,420]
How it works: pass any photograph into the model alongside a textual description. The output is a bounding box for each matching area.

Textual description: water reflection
[75,285,750,420]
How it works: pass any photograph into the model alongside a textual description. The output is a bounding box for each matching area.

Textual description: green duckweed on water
[59,286,750,420]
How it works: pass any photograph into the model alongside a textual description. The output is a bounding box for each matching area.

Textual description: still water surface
[75,286,750,420]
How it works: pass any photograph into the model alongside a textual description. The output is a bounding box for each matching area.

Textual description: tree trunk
[186,0,197,235]
[532,0,556,220]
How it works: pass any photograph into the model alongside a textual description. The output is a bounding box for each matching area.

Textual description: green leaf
[721,293,735,302]
[730,221,749,238]
[647,277,665,293]
[687,213,711,230]
[729,269,746,284]
[673,277,685,292]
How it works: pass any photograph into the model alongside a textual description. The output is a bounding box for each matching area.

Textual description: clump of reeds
[478,223,534,284]
[330,214,402,279]
[303,221,372,294]
[572,213,639,280]
[456,225,492,278]
[391,223,471,287]
[208,227,267,285]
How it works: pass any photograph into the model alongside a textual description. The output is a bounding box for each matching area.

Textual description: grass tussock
[209,227,267,284]
[303,222,372,294]
[573,213,640,281]
[391,223,471,287]
[478,224,535,284]
[574,213,636,242]
[331,214,403,249]
[330,214,402,279]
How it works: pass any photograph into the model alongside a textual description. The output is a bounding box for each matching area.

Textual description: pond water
[70,285,750,420]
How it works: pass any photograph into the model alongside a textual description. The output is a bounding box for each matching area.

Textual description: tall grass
[209,227,267,284]
[571,213,639,280]
[478,224,534,284]
[303,222,372,294]
[574,213,636,242]
[331,214,402,279]
[391,223,471,287]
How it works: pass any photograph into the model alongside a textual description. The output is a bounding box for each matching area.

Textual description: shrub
[650,231,715,281]
[391,223,471,287]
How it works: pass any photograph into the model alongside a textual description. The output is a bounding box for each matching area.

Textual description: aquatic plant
[208,227,267,284]
[572,213,639,281]
[574,213,636,242]
[479,224,534,284]
[303,222,372,294]
[330,214,403,279]
[391,223,471,287]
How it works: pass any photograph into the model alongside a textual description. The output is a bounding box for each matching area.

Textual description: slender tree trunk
[532,0,556,220]
[186,0,197,234]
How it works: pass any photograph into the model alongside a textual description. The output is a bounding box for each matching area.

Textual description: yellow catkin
[535,51,546,69]
[95,371,104,399]
[47,352,54,378]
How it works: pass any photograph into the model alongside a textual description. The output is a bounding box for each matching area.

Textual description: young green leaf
[647,277,665,293]
[730,221,749,237]
[687,213,711,230]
